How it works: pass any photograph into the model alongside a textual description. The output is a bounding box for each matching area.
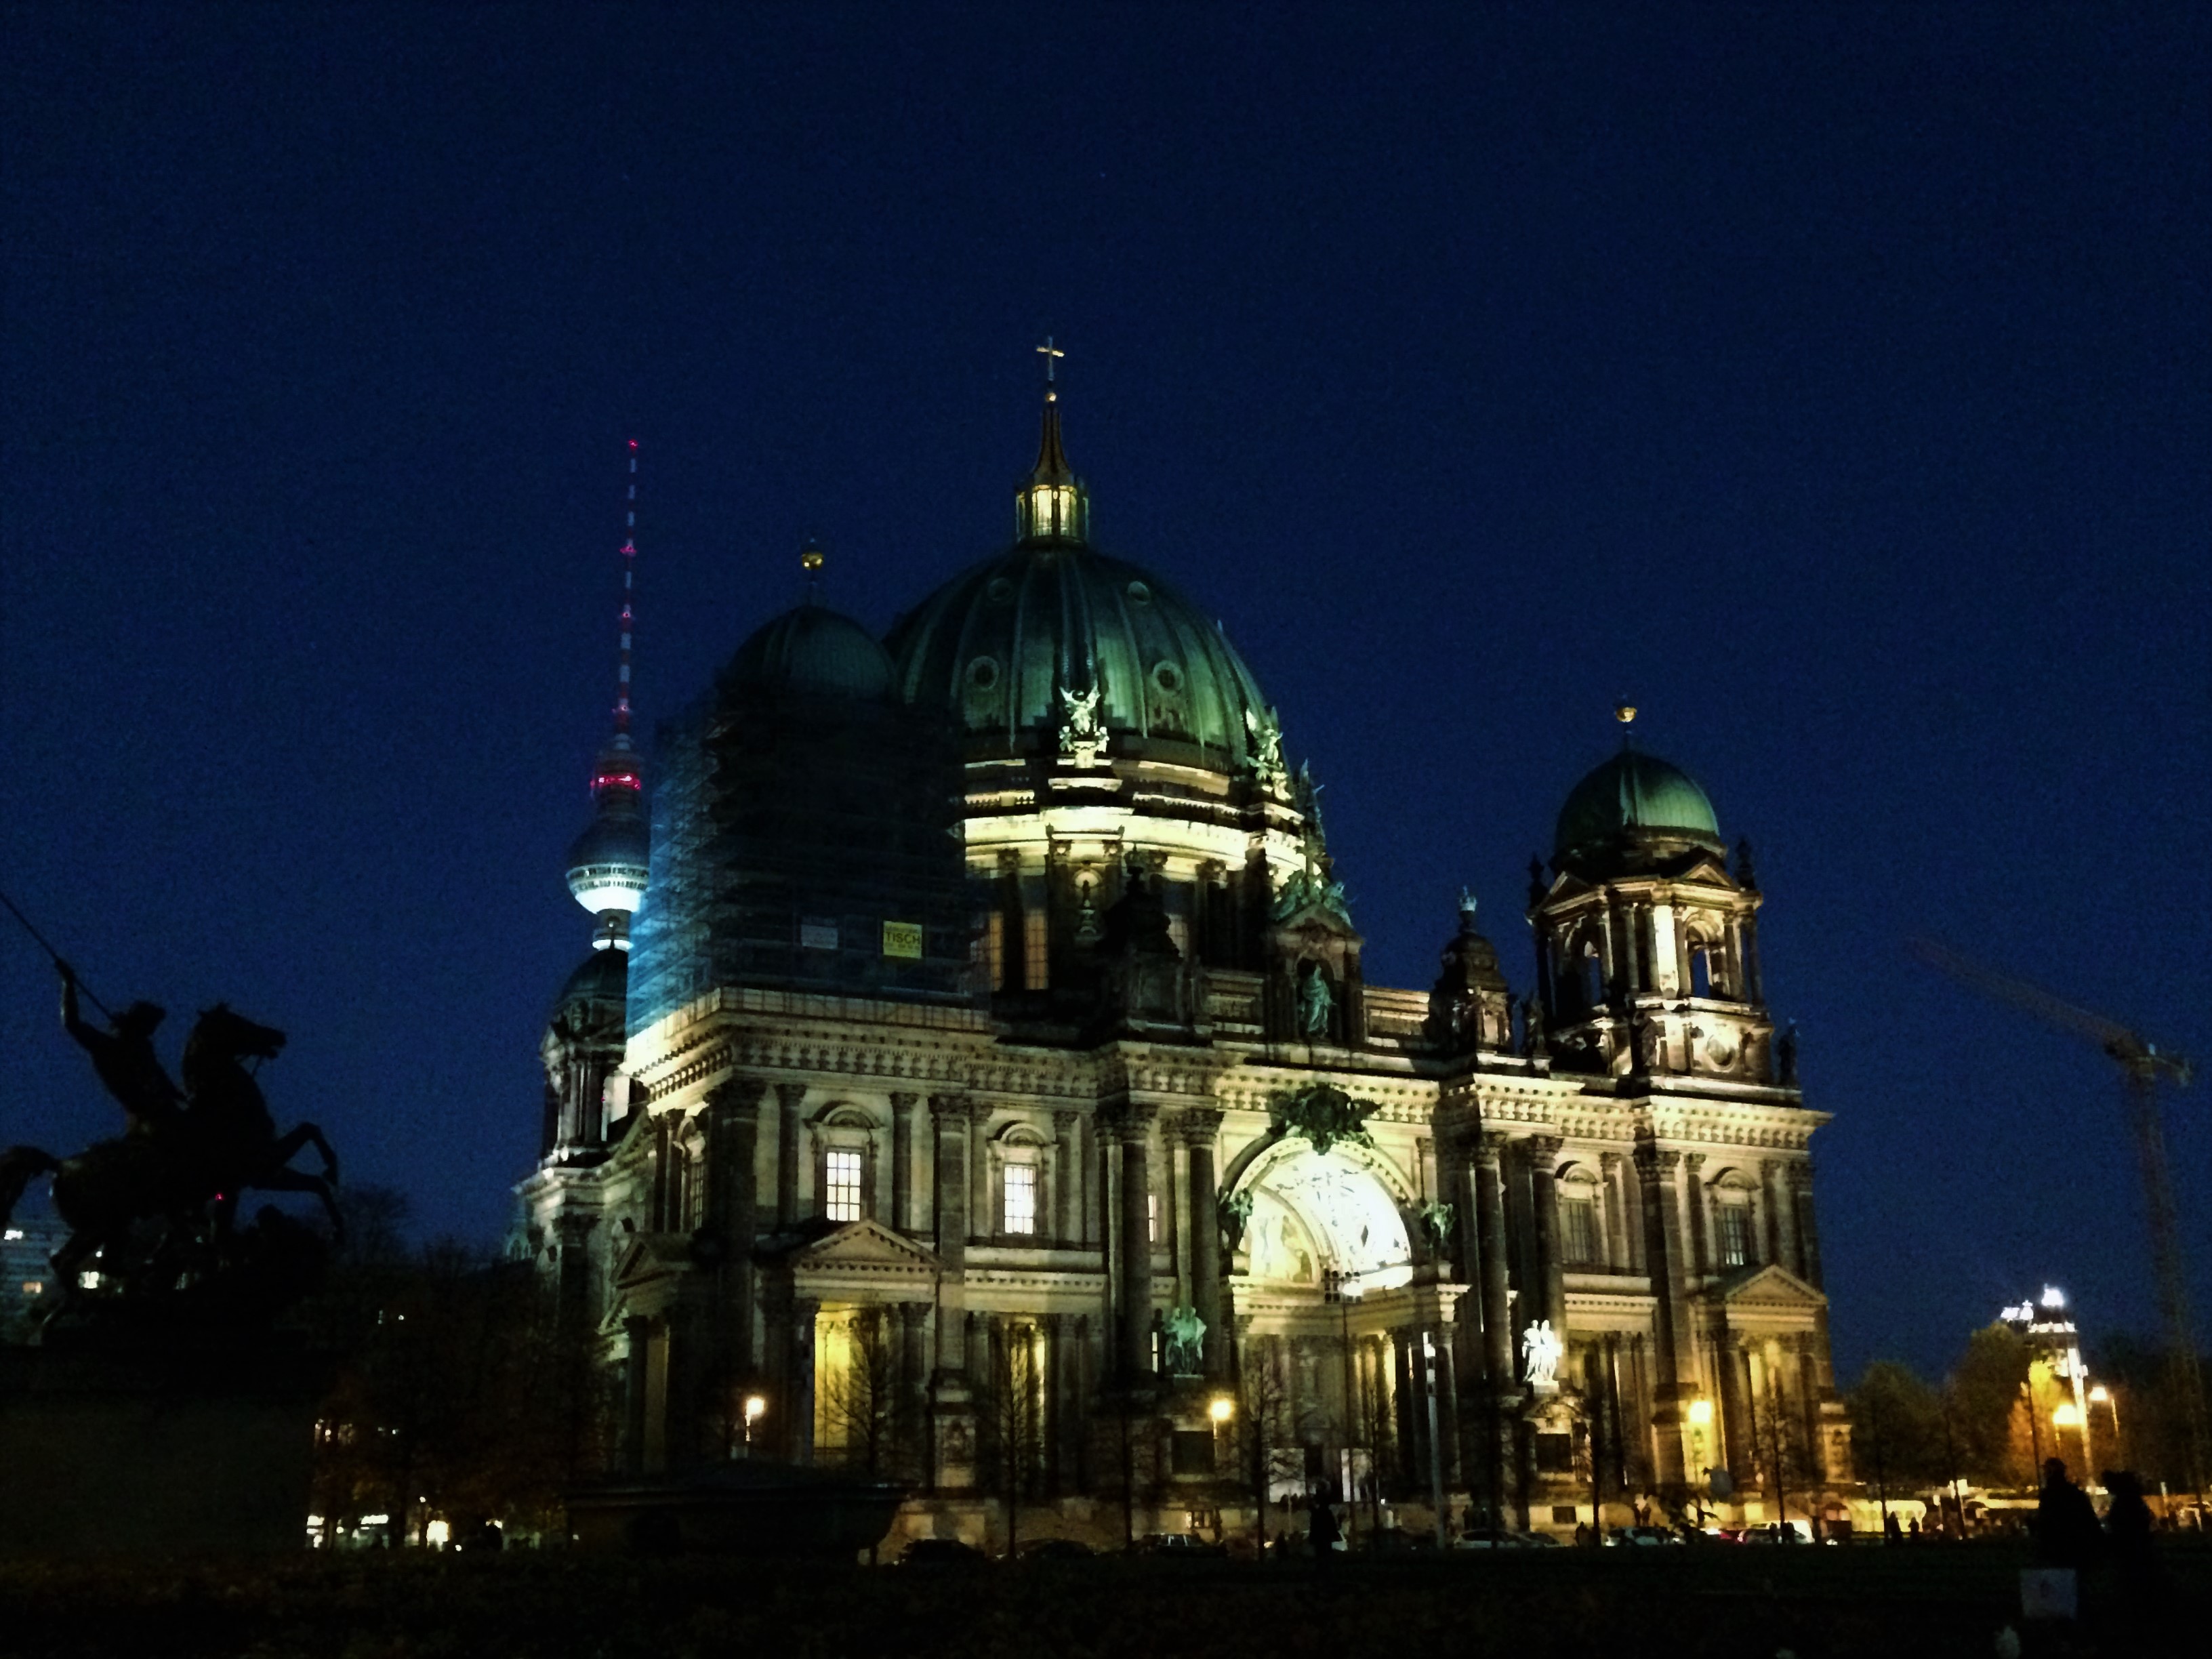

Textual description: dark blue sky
[3,4,2205,1381]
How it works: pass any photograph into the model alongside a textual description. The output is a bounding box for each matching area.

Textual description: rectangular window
[825,1149,864,1223]
[20,1281,42,1296]
[1023,908,1050,991]
[1148,1191,1159,1244]
[984,912,1006,991]
[1717,1204,1751,1269]
[1003,1163,1037,1235]
[1561,1197,1599,1267]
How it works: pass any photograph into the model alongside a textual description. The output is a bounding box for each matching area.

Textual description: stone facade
[516,390,1848,1542]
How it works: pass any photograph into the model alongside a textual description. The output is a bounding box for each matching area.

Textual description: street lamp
[1210,1394,1235,1425]
[2089,1383,2119,1448]
[2052,1401,2087,1471]
[742,1393,767,1457]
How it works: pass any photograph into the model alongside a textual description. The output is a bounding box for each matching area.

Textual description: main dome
[1554,749,1723,863]
[886,544,1272,771]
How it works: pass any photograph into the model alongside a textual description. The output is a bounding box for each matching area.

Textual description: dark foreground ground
[2,1540,2205,1659]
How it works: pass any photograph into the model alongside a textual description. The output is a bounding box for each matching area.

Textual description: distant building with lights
[0,1207,66,1338]
[515,380,1850,1542]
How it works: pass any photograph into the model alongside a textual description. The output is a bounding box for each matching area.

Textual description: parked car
[899,1537,988,1568]
[1454,1528,1551,1549]
[1017,1538,1096,1564]
[1132,1532,1227,1557]
[1604,1525,1686,1547]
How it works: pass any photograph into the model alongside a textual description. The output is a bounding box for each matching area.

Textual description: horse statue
[1,1002,341,1309]
[178,1003,340,1237]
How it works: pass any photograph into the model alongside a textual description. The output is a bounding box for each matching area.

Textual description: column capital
[1598,1149,1624,1175]
[1050,1106,1082,1136]
[1170,1107,1225,1147]
[929,1091,975,1126]
[1478,1129,1514,1160]
[775,1081,808,1111]
[1100,1099,1161,1140]
[890,1090,922,1113]
[1634,1143,1681,1176]
[1523,1132,1564,1162]
[705,1076,769,1115]
[1683,1151,1707,1175]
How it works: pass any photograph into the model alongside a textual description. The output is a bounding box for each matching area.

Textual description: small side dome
[552,944,628,1013]
[722,605,895,701]
[1554,750,1723,865]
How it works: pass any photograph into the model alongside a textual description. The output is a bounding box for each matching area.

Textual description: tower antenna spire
[615,439,638,739]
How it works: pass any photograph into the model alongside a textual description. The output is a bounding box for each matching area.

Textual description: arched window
[1580,942,1604,1012]
[1690,944,1713,998]
[813,1105,878,1225]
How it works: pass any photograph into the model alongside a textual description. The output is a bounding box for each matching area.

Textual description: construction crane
[1911,939,2206,1498]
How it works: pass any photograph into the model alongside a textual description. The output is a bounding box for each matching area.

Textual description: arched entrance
[1231,1140,1414,1293]
[1223,1140,1444,1512]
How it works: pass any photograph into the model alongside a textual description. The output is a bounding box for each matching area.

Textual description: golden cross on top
[1036,335,1065,384]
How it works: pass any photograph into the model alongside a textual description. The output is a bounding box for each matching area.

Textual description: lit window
[1717,1204,1751,1269]
[1003,1164,1037,1235]
[1024,908,1050,991]
[1561,1197,1599,1266]
[825,1149,863,1223]
[20,1281,42,1296]
[985,912,1006,991]
[1148,1192,1159,1243]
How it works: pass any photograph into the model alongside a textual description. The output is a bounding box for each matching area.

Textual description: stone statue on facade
[1296,963,1334,1038]
[1058,684,1106,768]
[1244,705,1289,795]
[1163,1305,1206,1375]
[1521,1318,1563,1386]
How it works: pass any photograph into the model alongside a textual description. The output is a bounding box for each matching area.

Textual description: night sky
[2,5,2205,1382]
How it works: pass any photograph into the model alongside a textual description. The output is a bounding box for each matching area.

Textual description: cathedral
[516,376,1850,1546]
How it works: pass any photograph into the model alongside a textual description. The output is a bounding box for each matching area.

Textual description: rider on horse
[58,960,184,1133]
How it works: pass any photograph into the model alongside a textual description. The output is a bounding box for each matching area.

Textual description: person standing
[2033,1459,2101,1572]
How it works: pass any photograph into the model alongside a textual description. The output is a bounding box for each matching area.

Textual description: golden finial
[800,539,826,573]
[1615,703,1637,725]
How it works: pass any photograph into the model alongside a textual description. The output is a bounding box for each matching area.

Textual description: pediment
[1714,1262,1827,1309]
[611,1231,697,1291]
[788,1218,945,1275]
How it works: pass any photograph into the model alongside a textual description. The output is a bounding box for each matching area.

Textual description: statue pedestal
[0,1332,329,1557]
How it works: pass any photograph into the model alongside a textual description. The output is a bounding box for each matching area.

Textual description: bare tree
[815,1306,903,1478]
[985,1317,1045,1555]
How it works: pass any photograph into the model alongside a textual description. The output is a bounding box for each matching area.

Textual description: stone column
[1715,1322,1750,1483]
[1448,1128,1482,1284]
[1052,1109,1081,1244]
[1761,1159,1796,1283]
[776,1082,806,1226]
[705,1079,766,1381]
[552,1213,598,1339]
[930,1094,972,1374]
[1599,1151,1628,1271]
[1793,1166,1825,1288]
[1110,1105,1161,1381]
[890,1092,920,1232]
[1525,1134,1565,1329]
[1635,1144,1688,1488]
[969,1106,992,1243]
[898,1301,932,1474]
[622,1314,653,1475]
[1684,1152,1710,1277]
[1177,1108,1227,1378]
[1476,1134,1515,1386]
[787,1297,820,1465]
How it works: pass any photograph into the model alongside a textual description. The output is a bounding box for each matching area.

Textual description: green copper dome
[886,543,1272,770]
[722,605,895,701]
[887,390,1279,775]
[1554,750,1723,863]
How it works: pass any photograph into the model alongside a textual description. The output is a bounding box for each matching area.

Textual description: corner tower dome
[1553,746,1724,879]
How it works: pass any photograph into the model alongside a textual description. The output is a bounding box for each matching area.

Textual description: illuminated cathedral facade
[516,380,1850,1544]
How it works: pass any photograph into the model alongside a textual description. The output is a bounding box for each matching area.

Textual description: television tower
[564,440,651,949]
